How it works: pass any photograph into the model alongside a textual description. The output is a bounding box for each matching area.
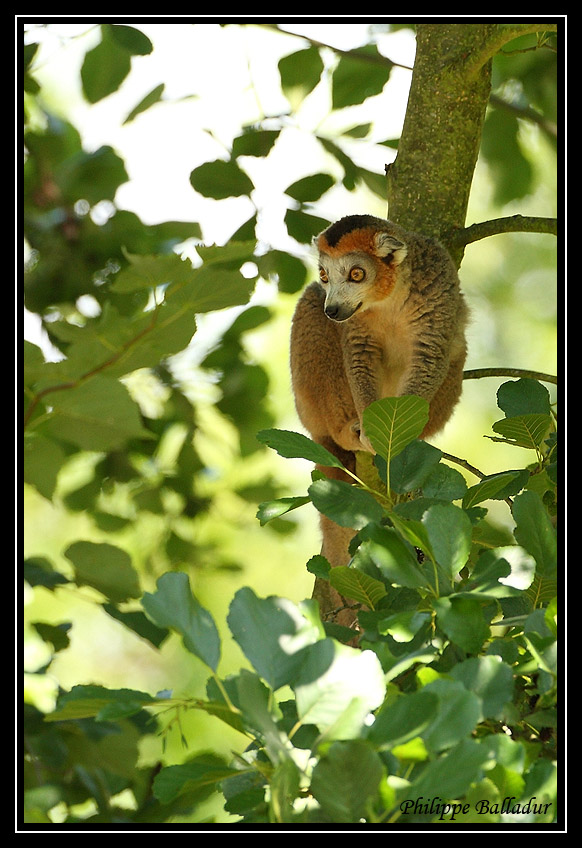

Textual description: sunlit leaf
[332,45,393,109]
[328,566,387,609]
[189,159,254,199]
[257,428,347,470]
[65,540,141,603]
[142,572,221,671]
[363,396,429,466]
[227,588,318,690]
[308,477,384,529]
[278,47,324,103]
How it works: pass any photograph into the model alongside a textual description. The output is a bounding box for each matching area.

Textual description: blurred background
[23,22,557,821]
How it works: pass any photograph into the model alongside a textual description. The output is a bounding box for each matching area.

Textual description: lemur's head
[315,215,408,322]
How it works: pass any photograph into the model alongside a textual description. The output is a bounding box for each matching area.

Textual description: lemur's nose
[324,303,341,320]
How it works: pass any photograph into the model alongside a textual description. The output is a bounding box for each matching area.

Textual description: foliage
[23,22,558,827]
[32,378,557,824]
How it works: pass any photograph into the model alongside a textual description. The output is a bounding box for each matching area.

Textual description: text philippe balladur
[399,795,552,822]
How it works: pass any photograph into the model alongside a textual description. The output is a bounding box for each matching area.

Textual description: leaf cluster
[29,380,557,825]
[23,23,558,827]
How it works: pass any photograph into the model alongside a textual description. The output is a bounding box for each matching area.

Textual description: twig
[463,23,558,80]
[440,451,486,481]
[440,451,514,508]
[489,92,557,140]
[463,368,557,385]
[448,215,557,250]
[259,23,413,71]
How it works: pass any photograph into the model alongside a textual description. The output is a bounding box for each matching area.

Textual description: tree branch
[464,23,558,80]
[489,92,557,140]
[259,23,413,70]
[447,215,557,250]
[463,367,557,385]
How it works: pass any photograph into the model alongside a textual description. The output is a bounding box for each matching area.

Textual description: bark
[386,24,496,267]
[386,22,557,267]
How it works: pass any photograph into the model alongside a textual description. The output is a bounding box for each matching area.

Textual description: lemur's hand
[351,419,375,454]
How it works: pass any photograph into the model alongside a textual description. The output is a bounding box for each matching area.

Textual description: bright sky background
[24,22,415,233]
[23,21,417,357]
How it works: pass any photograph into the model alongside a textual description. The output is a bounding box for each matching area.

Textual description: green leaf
[32,622,71,654]
[256,495,311,526]
[81,27,132,104]
[284,173,334,202]
[153,756,238,804]
[355,524,429,591]
[102,603,169,648]
[481,110,534,204]
[169,265,255,315]
[193,240,257,268]
[332,45,393,109]
[497,378,551,417]
[278,47,324,103]
[422,503,472,582]
[383,646,438,683]
[284,209,330,243]
[124,83,165,123]
[389,439,442,494]
[112,252,195,292]
[433,596,490,654]
[235,670,292,764]
[450,656,514,720]
[257,249,308,294]
[142,572,221,671]
[270,759,302,823]
[461,545,535,598]
[56,144,129,205]
[232,128,280,158]
[512,490,557,578]
[343,123,372,138]
[308,477,384,529]
[328,566,387,609]
[368,690,439,749]
[422,463,468,501]
[317,136,359,190]
[257,428,347,470]
[293,640,386,739]
[106,24,153,55]
[65,541,141,603]
[362,396,429,473]
[401,738,493,806]
[189,159,254,199]
[421,679,482,753]
[23,433,65,499]
[462,470,523,509]
[490,414,552,449]
[23,558,69,591]
[227,588,318,690]
[306,554,331,580]
[376,610,430,642]
[45,684,155,722]
[40,376,152,451]
[310,740,384,823]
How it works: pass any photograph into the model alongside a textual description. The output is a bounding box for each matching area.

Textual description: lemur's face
[316,225,408,323]
[317,251,381,322]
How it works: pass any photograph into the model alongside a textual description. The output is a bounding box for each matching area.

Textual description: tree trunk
[386,23,495,267]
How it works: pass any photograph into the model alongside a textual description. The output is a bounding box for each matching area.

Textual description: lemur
[290,215,468,628]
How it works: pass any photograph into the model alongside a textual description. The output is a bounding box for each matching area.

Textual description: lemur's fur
[290,215,468,630]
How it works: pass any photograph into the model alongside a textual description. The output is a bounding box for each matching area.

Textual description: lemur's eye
[349,266,366,282]
[319,268,329,283]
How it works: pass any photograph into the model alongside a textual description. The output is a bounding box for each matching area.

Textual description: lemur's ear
[374,232,407,265]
